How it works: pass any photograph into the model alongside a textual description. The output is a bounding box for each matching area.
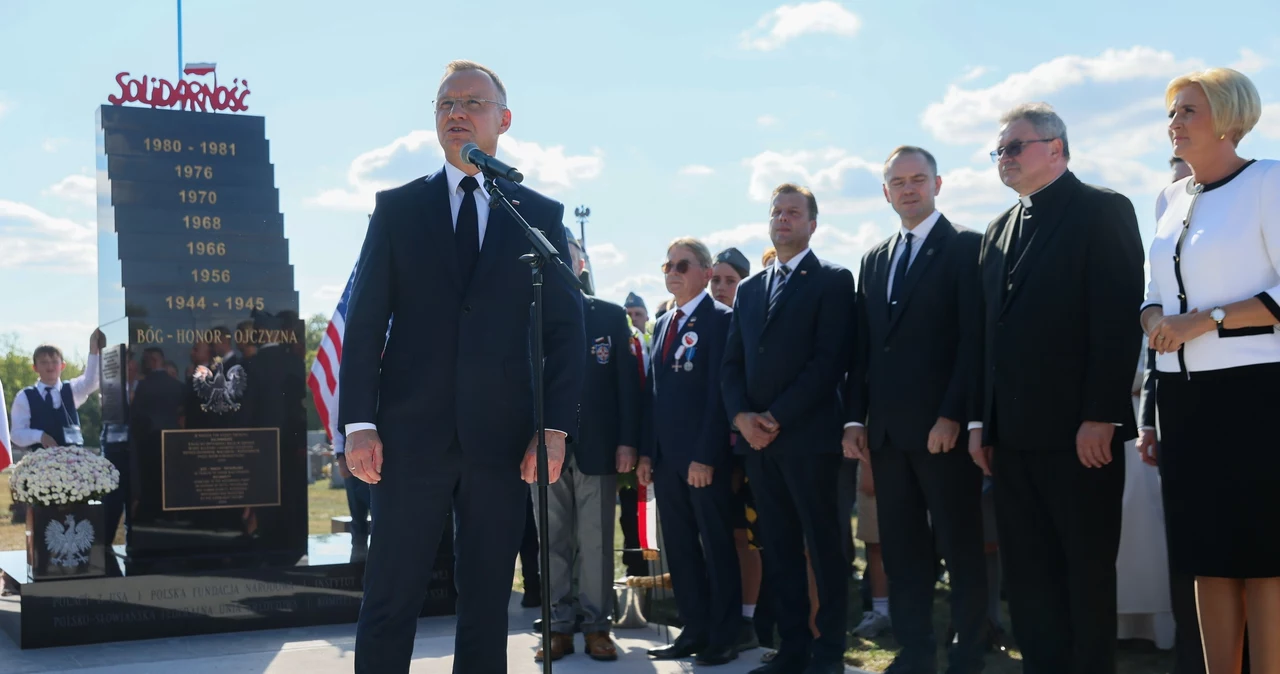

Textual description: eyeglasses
[661,259,699,274]
[990,138,1055,163]
[433,98,507,115]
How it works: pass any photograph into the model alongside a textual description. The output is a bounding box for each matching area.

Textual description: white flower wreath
[7,446,120,507]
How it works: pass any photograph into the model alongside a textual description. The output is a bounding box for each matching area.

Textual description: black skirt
[1157,362,1280,578]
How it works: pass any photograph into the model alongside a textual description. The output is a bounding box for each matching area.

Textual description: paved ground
[0,591,870,673]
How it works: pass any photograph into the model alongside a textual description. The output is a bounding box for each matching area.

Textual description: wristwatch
[1211,306,1226,334]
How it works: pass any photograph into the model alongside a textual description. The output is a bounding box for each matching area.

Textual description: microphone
[460,143,524,183]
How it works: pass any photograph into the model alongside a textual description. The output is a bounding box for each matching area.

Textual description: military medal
[683,361,694,372]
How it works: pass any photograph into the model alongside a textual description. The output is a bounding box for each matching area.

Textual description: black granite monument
[0,99,456,649]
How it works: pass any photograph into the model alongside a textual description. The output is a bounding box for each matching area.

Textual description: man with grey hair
[531,227,640,663]
[971,103,1145,673]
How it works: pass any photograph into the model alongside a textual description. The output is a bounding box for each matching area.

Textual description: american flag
[0,378,11,471]
[307,270,356,443]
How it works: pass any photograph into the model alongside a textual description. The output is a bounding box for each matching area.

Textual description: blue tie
[889,232,914,314]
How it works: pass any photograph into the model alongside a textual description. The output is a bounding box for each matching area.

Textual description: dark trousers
[618,485,647,576]
[992,445,1124,674]
[872,446,988,673]
[653,458,742,649]
[345,472,372,547]
[102,443,130,576]
[356,440,526,674]
[746,450,848,664]
[519,491,541,589]
[837,457,858,572]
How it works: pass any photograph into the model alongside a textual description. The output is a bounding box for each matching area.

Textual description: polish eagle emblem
[44,514,95,567]
[192,357,248,414]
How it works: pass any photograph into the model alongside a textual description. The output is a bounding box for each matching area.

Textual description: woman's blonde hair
[1165,68,1261,146]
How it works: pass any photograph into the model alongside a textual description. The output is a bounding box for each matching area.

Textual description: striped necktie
[768,264,791,320]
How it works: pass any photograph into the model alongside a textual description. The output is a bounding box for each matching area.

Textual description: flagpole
[177,0,183,80]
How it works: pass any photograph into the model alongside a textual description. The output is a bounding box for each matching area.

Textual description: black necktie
[456,176,480,283]
[42,387,52,405]
[889,232,914,313]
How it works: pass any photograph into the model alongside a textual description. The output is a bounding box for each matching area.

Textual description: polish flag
[183,62,216,76]
[637,481,659,554]
[0,379,12,471]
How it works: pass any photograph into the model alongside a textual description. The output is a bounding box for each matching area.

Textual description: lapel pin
[927,248,935,256]
[511,200,520,206]
[800,270,808,275]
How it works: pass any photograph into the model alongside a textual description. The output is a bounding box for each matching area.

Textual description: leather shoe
[533,632,574,662]
[695,645,739,666]
[736,617,760,652]
[648,634,706,659]
[584,631,619,661]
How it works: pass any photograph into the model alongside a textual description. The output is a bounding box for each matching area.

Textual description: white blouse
[1143,159,1280,374]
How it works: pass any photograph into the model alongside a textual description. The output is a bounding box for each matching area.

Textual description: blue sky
[2,0,1278,360]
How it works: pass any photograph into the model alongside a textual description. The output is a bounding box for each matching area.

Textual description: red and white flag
[183,62,216,76]
[0,378,12,471]
[307,270,354,443]
[637,480,659,552]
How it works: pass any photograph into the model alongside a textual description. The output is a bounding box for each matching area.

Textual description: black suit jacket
[845,216,984,451]
[977,171,1145,450]
[338,169,586,468]
[575,296,641,475]
[722,251,856,455]
[643,294,733,470]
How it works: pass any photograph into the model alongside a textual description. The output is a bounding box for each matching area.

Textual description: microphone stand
[481,173,581,674]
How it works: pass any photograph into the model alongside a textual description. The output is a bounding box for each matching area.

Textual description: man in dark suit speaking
[722,184,856,674]
[339,60,585,674]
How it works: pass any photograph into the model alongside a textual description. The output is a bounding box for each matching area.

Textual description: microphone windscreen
[460,142,481,165]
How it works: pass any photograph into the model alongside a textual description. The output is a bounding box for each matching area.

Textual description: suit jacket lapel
[763,252,815,332]
[421,170,462,294]
[888,218,954,334]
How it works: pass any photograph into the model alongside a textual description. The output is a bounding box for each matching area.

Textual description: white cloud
[586,242,626,268]
[310,131,604,212]
[1257,103,1280,140]
[704,223,770,249]
[757,115,779,127]
[959,66,988,82]
[812,221,892,260]
[0,200,96,272]
[43,174,96,207]
[599,273,665,307]
[744,148,884,214]
[42,138,71,153]
[739,1,860,51]
[1229,48,1270,74]
[312,285,344,303]
[922,46,1203,144]
[678,164,715,176]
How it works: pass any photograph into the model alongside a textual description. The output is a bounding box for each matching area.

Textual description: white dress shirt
[771,247,812,314]
[9,353,101,447]
[344,164,567,440]
[658,291,709,349]
[1143,159,1280,374]
[886,210,941,300]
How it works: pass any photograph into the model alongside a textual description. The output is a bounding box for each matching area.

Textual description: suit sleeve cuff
[843,422,865,429]
[1141,426,1156,431]
[344,423,377,436]
[967,422,983,431]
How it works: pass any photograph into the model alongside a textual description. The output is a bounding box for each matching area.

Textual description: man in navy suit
[339,60,586,674]
[843,147,987,674]
[640,236,742,665]
[639,236,741,666]
[722,184,857,674]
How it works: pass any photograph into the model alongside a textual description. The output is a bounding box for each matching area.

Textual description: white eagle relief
[45,514,95,567]
[192,358,248,414]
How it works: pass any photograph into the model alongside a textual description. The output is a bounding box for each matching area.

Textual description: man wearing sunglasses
[722,184,856,674]
[972,103,1144,674]
[339,60,585,673]
[638,237,741,666]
